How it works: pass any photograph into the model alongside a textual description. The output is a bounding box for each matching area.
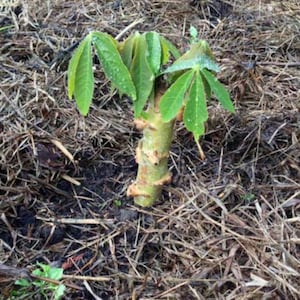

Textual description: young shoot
[67,27,234,207]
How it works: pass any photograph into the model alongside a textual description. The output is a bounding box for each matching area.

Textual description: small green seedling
[241,193,256,203]
[67,27,234,207]
[114,199,122,207]
[0,25,14,32]
[189,25,199,44]
[11,263,65,300]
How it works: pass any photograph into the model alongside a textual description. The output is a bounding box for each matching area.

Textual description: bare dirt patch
[1,0,299,299]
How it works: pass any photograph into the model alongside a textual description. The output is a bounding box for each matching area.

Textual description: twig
[62,274,111,282]
[30,274,83,290]
[83,280,103,300]
[115,18,144,41]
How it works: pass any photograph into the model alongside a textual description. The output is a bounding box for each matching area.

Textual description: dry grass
[0,0,299,299]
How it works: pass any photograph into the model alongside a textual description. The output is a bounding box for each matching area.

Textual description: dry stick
[115,18,144,41]
[50,139,75,164]
[62,274,111,282]
[83,280,103,300]
[258,61,300,67]
[267,122,287,145]
[61,174,81,186]
[155,281,190,298]
[36,216,114,226]
[30,274,83,291]
[65,229,122,255]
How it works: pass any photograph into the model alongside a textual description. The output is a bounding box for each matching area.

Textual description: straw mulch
[0,0,299,299]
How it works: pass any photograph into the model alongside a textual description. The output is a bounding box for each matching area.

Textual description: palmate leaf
[118,32,138,69]
[145,32,161,75]
[183,71,207,140]
[168,40,216,69]
[68,36,87,100]
[163,40,218,85]
[201,69,235,113]
[201,74,211,100]
[162,54,220,74]
[67,34,94,116]
[92,32,136,102]
[160,69,194,122]
[130,34,155,117]
[159,35,181,65]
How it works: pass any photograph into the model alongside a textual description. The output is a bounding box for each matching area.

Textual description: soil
[0,0,299,299]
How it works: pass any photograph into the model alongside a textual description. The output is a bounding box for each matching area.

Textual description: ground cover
[0,0,299,299]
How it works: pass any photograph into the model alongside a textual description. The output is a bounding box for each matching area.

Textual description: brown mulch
[0,0,299,299]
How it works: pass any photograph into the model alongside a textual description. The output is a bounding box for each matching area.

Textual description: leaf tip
[67,90,73,100]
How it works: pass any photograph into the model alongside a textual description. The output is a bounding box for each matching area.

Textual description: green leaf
[145,32,161,75]
[201,73,211,100]
[160,69,194,122]
[159,35,180,64]
[190,26,198,40]
[118,32,138,69]
[189,25,198,44]
[201,69,235,113]
[47,267,63,280]
[33,263,63,280]
[183,71,207,140]
[15,278,31,287]
[162,54,220,74]
[67,34,94,116]
[33,262,50,276]
[0,25,14,32]
[92,32,136,101]
[130,34,155,116]
[68,35,90,99]
[54,284,66,300]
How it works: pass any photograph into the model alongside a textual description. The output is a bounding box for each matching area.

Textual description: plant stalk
[127,90,175,207]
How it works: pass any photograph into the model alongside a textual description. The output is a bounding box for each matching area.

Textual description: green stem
[127,90,175,207]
